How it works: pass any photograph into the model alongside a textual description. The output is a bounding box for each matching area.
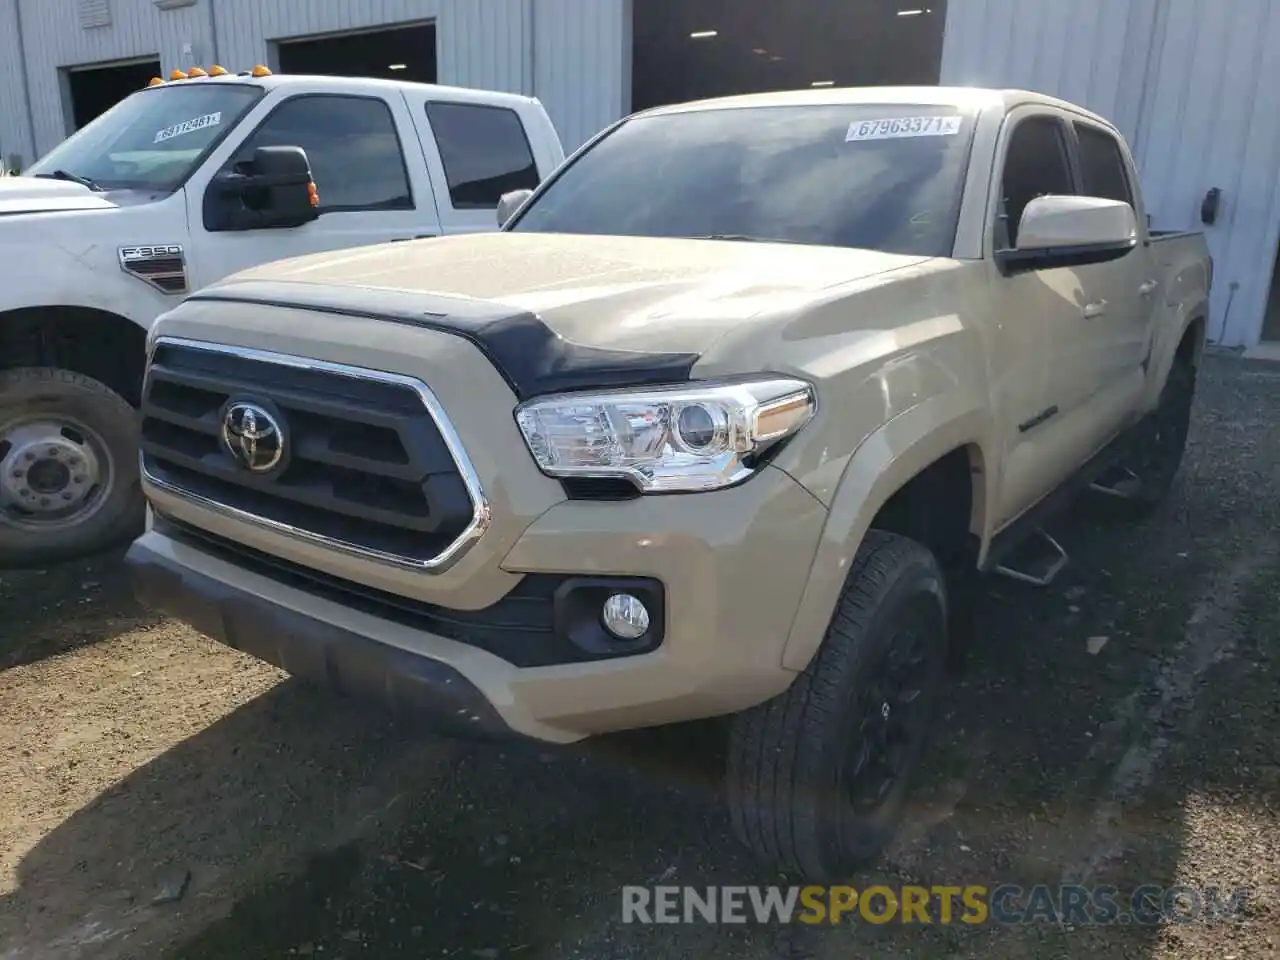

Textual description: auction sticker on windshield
[846,116,962,141]
[154,112,222,144]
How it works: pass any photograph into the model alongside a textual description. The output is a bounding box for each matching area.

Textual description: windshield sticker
[153,112,222,144]
[845,116,962,142]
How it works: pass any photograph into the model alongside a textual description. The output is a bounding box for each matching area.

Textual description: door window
[1073,123,1134,207]
[424,101,539,209]
[997,115,1074,248]
[231,95,414,212]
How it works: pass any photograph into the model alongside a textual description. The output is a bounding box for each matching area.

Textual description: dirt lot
[1,353,1278,960]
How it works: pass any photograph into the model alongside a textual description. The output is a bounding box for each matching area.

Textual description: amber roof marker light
[144,63,272,89]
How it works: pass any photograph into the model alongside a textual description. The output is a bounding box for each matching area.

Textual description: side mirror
[203,145,320,233]
[496,188,533,228]
[998,195,1137,273]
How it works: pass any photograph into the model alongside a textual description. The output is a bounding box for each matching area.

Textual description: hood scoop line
[187,281,700,400]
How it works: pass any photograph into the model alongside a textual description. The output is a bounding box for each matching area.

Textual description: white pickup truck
[0,70,565,568]
[128,86,1211,878]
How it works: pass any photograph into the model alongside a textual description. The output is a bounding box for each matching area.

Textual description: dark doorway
[67,57,162,130]
[1263,239,1280,343]
[277,22,437,84]
[631,0,947,112]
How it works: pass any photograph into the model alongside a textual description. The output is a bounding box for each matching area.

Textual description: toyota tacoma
[126,87,1211,879]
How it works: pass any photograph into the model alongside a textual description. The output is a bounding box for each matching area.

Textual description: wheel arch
[781,398,994,672]
[0,305,149,406]
[1177,308,1208,367]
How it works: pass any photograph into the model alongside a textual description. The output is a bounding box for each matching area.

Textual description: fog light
[601,593,650,640]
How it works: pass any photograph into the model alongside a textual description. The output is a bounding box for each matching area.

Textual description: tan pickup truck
[126,87,1211,880]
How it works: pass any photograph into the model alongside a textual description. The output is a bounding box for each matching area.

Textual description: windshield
[510,104,976,257]
[26,82,264,192]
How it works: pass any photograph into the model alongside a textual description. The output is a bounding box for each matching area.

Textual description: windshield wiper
[33,169,103,192]
[684,234,807,245]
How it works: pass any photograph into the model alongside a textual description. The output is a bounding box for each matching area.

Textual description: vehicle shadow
[0,548,162,671]
[0,357,1273,960]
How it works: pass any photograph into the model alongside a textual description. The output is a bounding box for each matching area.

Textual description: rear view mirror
[998,195,1137,273]
[204,145,320,233]
[496,188,533,228]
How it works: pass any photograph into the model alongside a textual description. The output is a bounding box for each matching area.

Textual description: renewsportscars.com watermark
[621,884,1254,926]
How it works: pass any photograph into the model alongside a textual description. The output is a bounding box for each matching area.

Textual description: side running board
[1088,465,1142,501]
[994,528,1069,588]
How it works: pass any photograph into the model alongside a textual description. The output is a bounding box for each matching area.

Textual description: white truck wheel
[0,368,144,569]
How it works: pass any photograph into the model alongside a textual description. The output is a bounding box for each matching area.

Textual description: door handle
[1138,279,1158,297]
[1083,299,1108,319]
[390,234,438,242]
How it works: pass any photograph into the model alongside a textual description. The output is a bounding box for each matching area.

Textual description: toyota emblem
[221,401,285,474]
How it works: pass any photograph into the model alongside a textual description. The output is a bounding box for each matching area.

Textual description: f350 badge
[118,244,188,294]
[119,244,184,262]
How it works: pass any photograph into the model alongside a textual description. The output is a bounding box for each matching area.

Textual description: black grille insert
[141,342,477,564]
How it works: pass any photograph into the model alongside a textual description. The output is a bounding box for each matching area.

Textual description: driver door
[184,90,441,290]
[989,109,1104,528]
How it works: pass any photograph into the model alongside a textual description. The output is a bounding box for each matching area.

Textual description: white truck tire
[0,367,145,569]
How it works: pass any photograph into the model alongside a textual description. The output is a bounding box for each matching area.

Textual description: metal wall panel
[941,0,1280,346]
[19,0,211,154]
[213,0,625,150]
[0,0,36,166]
[439,0,528,94]
[12,0,629,160]
[1133,0,1280,346]
[213,0,445,77]
[939,0,1158,144]
[532,0,630,151]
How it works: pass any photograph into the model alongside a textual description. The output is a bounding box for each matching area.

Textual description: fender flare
[1142,300,1209,410]
[780,396,994,672]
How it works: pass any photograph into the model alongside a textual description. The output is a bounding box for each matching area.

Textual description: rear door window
[424,101,539,209]
[1073,122,1135,207]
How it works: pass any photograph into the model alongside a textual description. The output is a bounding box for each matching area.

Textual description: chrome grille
[139,337,488,571]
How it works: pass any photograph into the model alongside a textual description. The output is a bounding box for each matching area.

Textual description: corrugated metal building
[0,0,630,164]
[942,0,1280,349]
[2,0,1277,348]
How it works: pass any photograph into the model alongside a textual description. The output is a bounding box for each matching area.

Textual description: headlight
[514,377,815,493]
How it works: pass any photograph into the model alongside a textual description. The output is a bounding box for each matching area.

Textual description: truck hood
[218,232,933,355]
[0,177,118,215]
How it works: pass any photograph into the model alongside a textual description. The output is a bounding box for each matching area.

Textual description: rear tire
[726,531,949,881]
[0,368,144,569]
[1100,358,1196,520]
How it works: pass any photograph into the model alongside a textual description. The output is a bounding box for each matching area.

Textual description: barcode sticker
[154,112,222,144]
[845,116,962,142]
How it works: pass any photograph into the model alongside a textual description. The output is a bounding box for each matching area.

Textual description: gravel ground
[0,352,1277,959]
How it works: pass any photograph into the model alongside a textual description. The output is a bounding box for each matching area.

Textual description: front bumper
[127,532,517,741]
[129,463,829,744]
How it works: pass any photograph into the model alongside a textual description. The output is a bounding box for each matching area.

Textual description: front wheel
[0,368,144,569]
[726,531,949,881]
